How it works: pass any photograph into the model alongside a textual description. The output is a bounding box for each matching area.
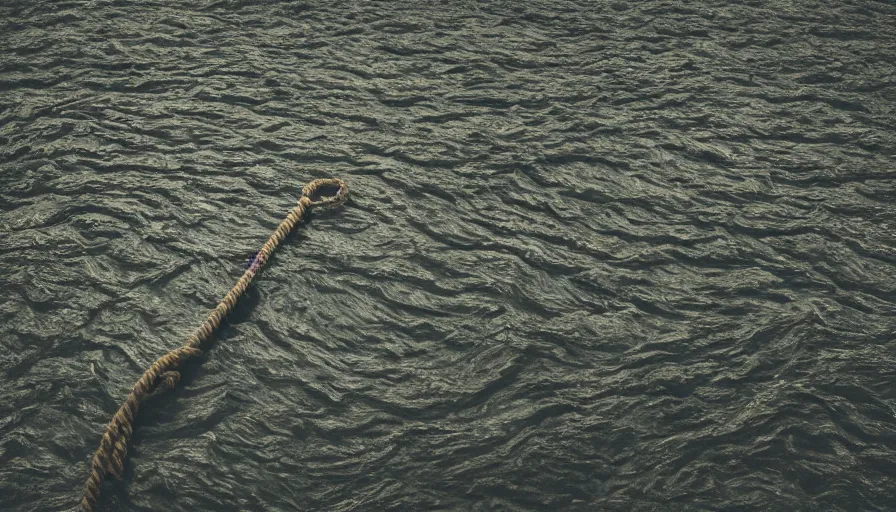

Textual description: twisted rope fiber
[80,178,348,512]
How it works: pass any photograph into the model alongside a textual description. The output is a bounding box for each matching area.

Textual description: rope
[79,178,348,512]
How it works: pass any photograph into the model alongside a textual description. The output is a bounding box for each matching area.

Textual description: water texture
[1,1,896,511]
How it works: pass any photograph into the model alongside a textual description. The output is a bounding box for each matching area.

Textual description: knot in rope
[80,178,348,511]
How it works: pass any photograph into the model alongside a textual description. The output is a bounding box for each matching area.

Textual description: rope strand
[80,178,347,512]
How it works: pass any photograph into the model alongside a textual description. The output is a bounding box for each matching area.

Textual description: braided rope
[80,178,348,512]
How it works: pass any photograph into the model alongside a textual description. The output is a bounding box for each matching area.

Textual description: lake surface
[1,1,895,511]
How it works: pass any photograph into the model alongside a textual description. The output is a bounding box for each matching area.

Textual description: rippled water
[2,1,896,511]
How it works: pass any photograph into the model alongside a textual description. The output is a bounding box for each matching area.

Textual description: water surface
[1,1,896,511]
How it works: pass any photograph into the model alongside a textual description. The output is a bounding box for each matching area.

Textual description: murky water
[2,1,895,511]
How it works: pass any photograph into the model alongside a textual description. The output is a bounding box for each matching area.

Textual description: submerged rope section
[79,178,348,512]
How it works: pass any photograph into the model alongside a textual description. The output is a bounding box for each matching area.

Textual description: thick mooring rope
[79,178,348,512]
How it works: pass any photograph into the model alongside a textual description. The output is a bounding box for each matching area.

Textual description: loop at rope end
[301,178,348,209]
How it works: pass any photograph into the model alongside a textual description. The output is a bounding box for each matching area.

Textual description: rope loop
[302,177,349,209]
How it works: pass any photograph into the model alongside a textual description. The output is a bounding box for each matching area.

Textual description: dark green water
[2,1,896,511]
